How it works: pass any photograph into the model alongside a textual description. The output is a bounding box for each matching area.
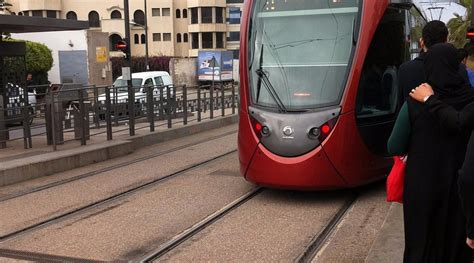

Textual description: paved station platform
[0,111,238,187]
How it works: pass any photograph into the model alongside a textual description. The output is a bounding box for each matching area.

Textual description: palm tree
[0,0,13,40]
[0,0,12,13]
[447,0,472,48]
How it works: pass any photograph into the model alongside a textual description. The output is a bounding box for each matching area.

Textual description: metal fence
[0,83,239,150]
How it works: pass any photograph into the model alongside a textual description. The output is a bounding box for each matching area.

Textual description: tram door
[355,6,424,156]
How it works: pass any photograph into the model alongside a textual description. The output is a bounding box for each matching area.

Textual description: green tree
[0,0,13,39]
[447,0,472,48]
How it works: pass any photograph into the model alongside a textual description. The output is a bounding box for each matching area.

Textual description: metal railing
[0,82,239,150]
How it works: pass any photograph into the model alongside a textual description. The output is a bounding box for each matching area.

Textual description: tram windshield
[249,0,360,110]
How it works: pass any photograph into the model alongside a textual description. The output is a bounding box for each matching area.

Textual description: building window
[183,33,189,43]
[202,32,213,48]
[227,32,240,42]
[229,7,241,24]
[183,9,188,19]
[111,10,122,19]
[32,10,43,17]
[152,8,160,16]
[191,33,199,49]
[177,33,182,43]
[88,11,101,27]
[134,10,145,25]
[215,7,223,23]
[134,34,139,44]
[66,11,77,20]
[46,10,57,18]
[18,12,23,16]
[216,32,224,48]
[162,8,170,16]
[141,34,146,44]
[201,7,212,23]
[190,8,198,24]
[153,33,161,42]
[176,9,181,19]
[163,33,171,41]
[109,34,122,51]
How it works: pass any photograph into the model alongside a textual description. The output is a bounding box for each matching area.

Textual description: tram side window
[356,11,407,120]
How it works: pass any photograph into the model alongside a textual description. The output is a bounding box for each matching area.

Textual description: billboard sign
[198,51,233,82]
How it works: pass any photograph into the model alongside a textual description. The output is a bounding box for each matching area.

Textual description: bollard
[22,86,31,149]
[232,83,236,114]
[105,86,113,140]
[147,86,155,132]
[78,89,86,146]
[159,85,164,119]
[128,85,135,136]
[221,83,225,117]
[210,85,214,119]
[183,85,187,125]
[50,90,57,151]
[93,85,100,128]
[167,85,172,128]
[197,87,201,122]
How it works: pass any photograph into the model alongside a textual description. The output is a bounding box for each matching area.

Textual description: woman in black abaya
[388,43,474,262]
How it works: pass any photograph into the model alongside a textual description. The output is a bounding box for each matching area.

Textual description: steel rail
[0,150,237,243]
[0,130,237,203]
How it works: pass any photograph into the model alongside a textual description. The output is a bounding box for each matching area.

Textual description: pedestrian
[457,48,472,86]
[387,43,474,262]
[409,82,474,253]
[398,21,469,101]
[464,43,474,88]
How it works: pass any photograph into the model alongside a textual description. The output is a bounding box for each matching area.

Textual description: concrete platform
[0,114,238,187]
[365,203,404,263]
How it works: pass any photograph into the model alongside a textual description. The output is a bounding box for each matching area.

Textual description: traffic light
[115,39,130,58]
[467,27,474,43]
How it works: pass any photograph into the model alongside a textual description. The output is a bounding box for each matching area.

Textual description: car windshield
[249,0,360,110]
[113,78,143,93]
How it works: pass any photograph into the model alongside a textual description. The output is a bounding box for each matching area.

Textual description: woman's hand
[409,83,434,103]
[467,237,474,249]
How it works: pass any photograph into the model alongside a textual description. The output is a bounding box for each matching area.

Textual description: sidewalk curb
[365,203,405,263]
[0,115,239,187]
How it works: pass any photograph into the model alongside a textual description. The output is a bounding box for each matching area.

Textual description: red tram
[238,0,426,190]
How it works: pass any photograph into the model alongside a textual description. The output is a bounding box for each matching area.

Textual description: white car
[98,71,174,103]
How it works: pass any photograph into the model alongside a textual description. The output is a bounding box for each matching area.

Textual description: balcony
[188,24,226,33]
[187,0,226,8]
[19,0,61,12]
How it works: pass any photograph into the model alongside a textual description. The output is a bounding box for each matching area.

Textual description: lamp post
[124,0,135,136]
[144,0,149,71]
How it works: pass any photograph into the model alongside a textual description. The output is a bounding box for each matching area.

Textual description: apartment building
[6,0,244,58]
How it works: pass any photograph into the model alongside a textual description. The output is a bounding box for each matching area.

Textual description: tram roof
[0,14,89,33]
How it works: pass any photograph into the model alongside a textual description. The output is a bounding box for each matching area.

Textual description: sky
[413,0,468,22]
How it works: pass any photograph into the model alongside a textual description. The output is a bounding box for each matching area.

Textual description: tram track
[295,194,358,263]
[0,130,237,203]
[139,187,263,262]
[0,149,237,243]
[139,191,358,262]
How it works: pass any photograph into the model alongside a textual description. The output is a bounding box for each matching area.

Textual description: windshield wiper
[255,44,287,113]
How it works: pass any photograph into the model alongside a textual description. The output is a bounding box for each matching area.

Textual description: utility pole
[144,0,149,71]
[124,0,135,135]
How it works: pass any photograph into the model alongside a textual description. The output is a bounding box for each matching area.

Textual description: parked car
[98,71,174,103]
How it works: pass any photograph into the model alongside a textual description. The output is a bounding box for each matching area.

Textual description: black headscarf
[424,43,474,109]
